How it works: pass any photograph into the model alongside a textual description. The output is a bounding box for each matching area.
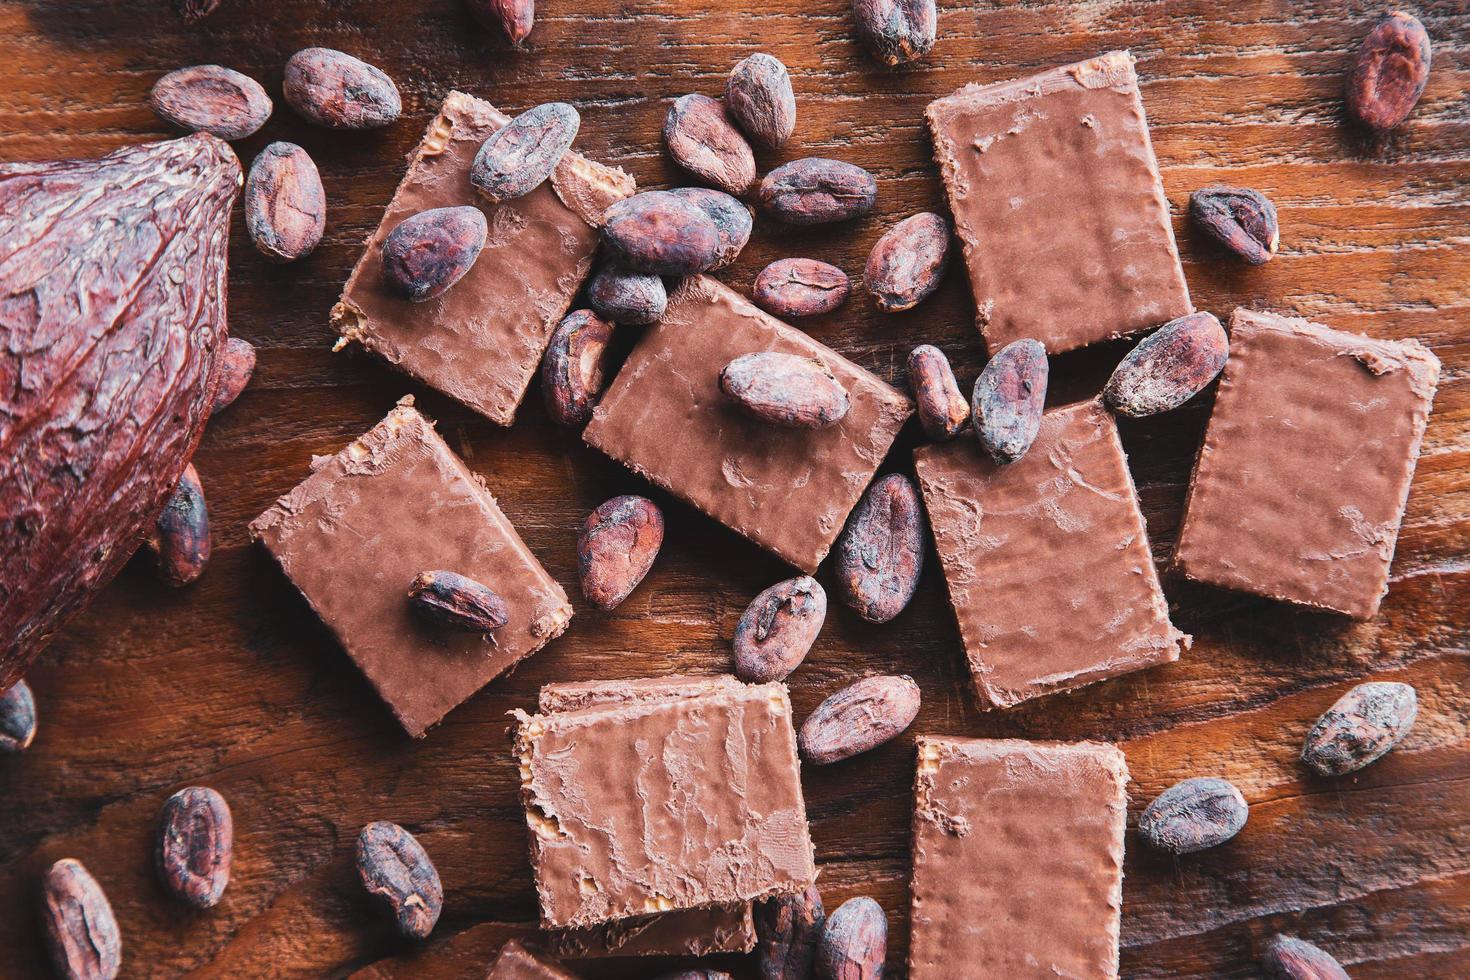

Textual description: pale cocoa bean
[150,65,271,141]
[213,337,257,413]
[759,158,877,226]
[1189,186,1278,265]
[602,191,720,275]
[408,570,510,633]
[972,339,1047,464]
[156,786,233,909]
[756,885,826,980]
[720,352,850,429]
[245,142,325,263]
[799,675,920,765]
[1262,935,1350,980]
[670,187,753,269]
[147,464,210,588]
[907,345,968,440]
[283,48,401,130]
[1346,11,1432,133]
[726,53,797,149]
[470,102,580,203]
[40,859,121,980]
[381,206,488,302]
[541,309,615,426]
[0,678,36,754]
[1302,681,1417,777]
[357,822,442,940]
[587,265,666,325]
[1103,312,1229,418]
[1139,777,1248,854]
[853,0,936,66]
[732,576,827,682]
[753,259,851,318]
[816,896,887,980]
[664,94,757,196]
[578,495,664,610]
[467,0,535,44]
[864,212,949,312]
[836,473,923,623]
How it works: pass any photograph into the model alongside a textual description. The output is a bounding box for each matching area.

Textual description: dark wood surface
[2,0,1468,976]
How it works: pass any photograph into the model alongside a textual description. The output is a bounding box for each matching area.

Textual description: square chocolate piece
[909,737,1129,979]
[926,51,1191,353]
[332,91,634,425]
[583,275,913,572]
[250,400,572,737]
[1172,308,1440,618]
[914,401,1187,709]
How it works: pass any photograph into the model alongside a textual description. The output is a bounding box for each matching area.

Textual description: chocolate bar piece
[584,275,912,573]
[486,941,576,980]
[1172,309,1440,618]
[537,673,743,714]
[332,91,634,425]
[250,399,572,737]
[909,737,1128,979]
[926,51,1191,353]
[914,401,1186,709]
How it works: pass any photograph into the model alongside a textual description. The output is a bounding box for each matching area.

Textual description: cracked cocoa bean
[156,786,233,909]
[756,885,826,980]
[864,212,950,312]
[381,206,488,302]
[732,576,827,682]
[800,674,920,765]
[1346,11,1432,133]
[245,142,326,263]
[1301,681,1417,777]
[853,0,936,66]
[753,259,851,318]
[602,191,720,275]
[356,821,442,940]
[40,859,121,980]
[587,265,666,325]
[175,0,222,22]
[727,53,796,149]
[283,48,401,130]
[1189,185,1278,265]
[720,352,850,429]
[470,102,580,203]
[150,65,271,141]
[148,464,210,588]
[467,0,535,44]
[759,158,877,226]
[213,337,257,413]
[664,94,756,196]
[1139,777,1248,854]
[907,345,969,440]
[972,338,1047,464]
[1103,311,1229,418]
[541,309,615,426]
[816,896,887,980]
[408,570,510,633]
[670,187,753,270]
[835,473,923,623]
[577,496,664,611]
[0,678,36,754]
[1262,935,1350,980]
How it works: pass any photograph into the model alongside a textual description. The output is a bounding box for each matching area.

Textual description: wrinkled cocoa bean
[150,65,271,141]
[732,576,827,682]
[283,48,401,130]
[541,309,615,426]
[664,94,757,196]
[864,212,950,312]
[381,206,488,302]
[467,0,535,44]
[1262,935,1350,980]
[470,102,580,203]
[213,338,257,413]
[753,259,851,318]
[836,473,924,623]
[972,339,1047,464]
[175,0,222,22]
[1346,11,1432,133]
[148,464,210,588]
[816,896,887,980]
[1302,681,1417,777]
[727,53,797,149]
[759,158,877,226]
[408,570,510,633]
[756,885,826,980]
[853,0,936,66]
[907,345,969,440]
[587,265,667,325]
[670,187,753,270]
[720,352,851,429]
[245,142,326,264]
[1103,312,1229,418]
[577,496,664,611]
[0,678,37,754]
[357,822,442,940]
[156,786,233,909]
[40,859,122,980]
[800,674,920,765]
[602,191,720,275]
[1189,186,1278,265]
[1139,777,1248,854]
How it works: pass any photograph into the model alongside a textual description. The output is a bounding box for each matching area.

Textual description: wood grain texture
[1,0,1467,976]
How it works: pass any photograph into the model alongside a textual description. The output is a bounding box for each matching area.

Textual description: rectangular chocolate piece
[909,737,1128,979]
[537,673,743,715]
[332,91,634,425]
[914,401,1186,709]
[1172,308,1440,618]
[584,275,913,573]
[486,941,576,980]
[926,51,1191,353]
[250,399,572,737]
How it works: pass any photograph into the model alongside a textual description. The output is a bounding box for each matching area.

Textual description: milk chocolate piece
[250,400,572,737]
[537,673,743,714]
[333,91,634,425]
[486,940,576,979]
[909,737,1128,979]
[1172,309,1440,619]
[915,401,1187,709]
[584,276,912,573]
[927,51,1191,353]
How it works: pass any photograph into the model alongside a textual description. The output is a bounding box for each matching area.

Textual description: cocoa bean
[150,65,271,141]
[753,259,851,318]
[653,973,733,980]
[670,187,753,270]
[1262,935,1350,980]
[244,142,326,264]
[175,0,222,22]
[40,859,122,980]
[759,158,877,226]
[907,345,969,440]
[663,94,757,196]
[357,822,442,939]
[756,885,826,980]
[283,48,401,130]
[541,309,615,427]
[799,675,920,765]
[381,206,488,302]
[0,678,37,754]
[816,896,887,980]
[835,473,924,623]
[213,337,257,413]
[727,53,797,149]
[972,339,1047,464]
[1189,186,1278,265]
[148,464,210,588]
[853,0,936,66]
[156,786,233,909]
[1301,681,1417,777]
[467,0,535,44]
[408,570,510,633]
[1138,777,1248,854]
[470,102,580,203]
[1103,311,1229,418]
[720,352,851,429]
[1346,11,1432,133]
[577,496,664,611]
[602,191,720,275]
[732,576,827,682]
[587,265,666,325]
[864,212,950,312]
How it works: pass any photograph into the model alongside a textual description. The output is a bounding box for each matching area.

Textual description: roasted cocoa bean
[653,973,733,980]
[907,345,969,440]
[1139,777,1248,854]
[1262,935,1350,980]
[853,0,936,66]
[357,822,442,940]
[148,464,210,588]
[244,142,325,264]
[1346,11,1432,133]
[669,187,753,270]
[150,65,271,141]
[213,337,257,413]
[408,570,510,633]
[753,259,851,318]
[587,265,667,325]
[864,212,950,312]
[156,786,233,909]
[541,309,615,426]
[0,678,36,754]
[664,94,757,196]
[467,0,535,44]
[972,338,1047,464]
[577,495,664,611]
[800,675,920,765]
[720,352,851,429]
[727,53,796,150]
[381,206,488,302]
[1189,186,1278,265]
[756,885,826,980]
[732,576,827,682]
[1301,681,1417,777]
[470,102,580,203]
[283,48,401,130]
[602,191,720,275]
[836,473,923,623]
[759,158,877,226]
[40,859,122,980]
[1103,311,1229,418]
[816,896,887,980]
[175,0,223,22]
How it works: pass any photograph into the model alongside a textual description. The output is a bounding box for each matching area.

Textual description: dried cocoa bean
[972,338,1047,464]
[577,495,664,611]
[283,48,401,130]
[175,0,222,22]
[381,206,488,302]
[1139,777,1248,854]
[408,570,510,633]
[1189,186,1278,265]
[907,345,969,440]
[732,576,827,682]
[0,678,37,754]
[470,102,580,203]
[356,821,442,940]
[664,94,757,196]
[852,0,936,66]
[1346,11,1432,133]
[156,786,233,909]
[720,352,851,429]
[756,885,826,980]
[799,675,920,765]
[245,142,326,263]
[1262,935,1350,980]
[816,896,887,980]
[727,53,797,150]
[148,464,210,588]
[213,337,257,413]
[753,259,851,318]
[669,187,753,270]
[835,473,923,623]
[150,65,271,141]
[759,158,877,226]
[541,309,615,426]
[40,859,122,980]
[467,0,535,44]
[864,212,950,312]
[587,265,666,325]
[654,973,733,980]
[1301,681,1417,777]
[1103,311,1229,418]
[602,191,720,275]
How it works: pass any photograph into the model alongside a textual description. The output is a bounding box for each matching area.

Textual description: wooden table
[2,0,1467,976]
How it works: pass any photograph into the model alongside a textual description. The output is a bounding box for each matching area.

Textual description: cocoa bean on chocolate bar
[799,674,920,765]
[835,473,923,623]
[156,786,233,909]
[40,859,122,980]
[720,352,851,429]
[664,94,756,196]
[758,158,877,226]
[577,495,664,611]
[670,187,753,270]
[1189,186,1278,265]
[283,48,401,130]
[732,576,827,682]
[1346,11,1432,133]
[972,338,1047,464]
[816,896,887,980]
[467,0,535,44]
[753,258,851,318]
[213,337,257,413]
[541,309,614,426]
[1262,934,1350,980]
[907,344,969,440]
[1301,681,1417,777]
[864,212,949,312]
[470,102,580,203]
[602,191,720,275]
[148,464,210,588]
[587,265,666,325]
[727,53,797,149]
[356,821,442,940]
[150,65,271,141]
[1103,311,1229,418]
[756,885,826,980]
[245,142,326,264]
[0,678,37,754]
[853,0,936,66]
[408,570,510,633]
[381,206,488,302]
[1139,777,1248,854]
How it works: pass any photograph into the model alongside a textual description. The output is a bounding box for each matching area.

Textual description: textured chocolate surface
[914,401,1187,709]
[486,940,577,979]
[1172,309,1440,619]
[926,51,1191,353]
[908,737,1128,979]
[584,275,913,572]
[537,673,743,715]
[333,91,633,425]
[250,400,572,737]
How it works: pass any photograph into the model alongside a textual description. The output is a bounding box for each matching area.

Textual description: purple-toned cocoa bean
[753,259,851,318]
[577,496,664,611]
[381,206,488,302]
[720,352,850,429]
[664,94,756,196]
[759,158,877,226]
[541,309,615,426]
[245,142,325,263]
[732,576,827,682]
[669,187,753,270]
[150,65,271,140]
[283,48,401,130]
[602,191,720,275]
[727,53,797,149]
[470,102,580,203]
[835,473,923,623]
[972,339,1047,464]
